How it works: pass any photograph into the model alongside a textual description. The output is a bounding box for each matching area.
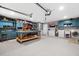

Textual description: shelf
[16,35,40,43]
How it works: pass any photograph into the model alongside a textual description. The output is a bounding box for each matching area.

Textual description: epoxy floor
[0,36,79,56]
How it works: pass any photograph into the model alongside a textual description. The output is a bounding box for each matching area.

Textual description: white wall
[0,3,45,22]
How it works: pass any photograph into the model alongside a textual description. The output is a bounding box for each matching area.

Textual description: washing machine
[71,29,79,39]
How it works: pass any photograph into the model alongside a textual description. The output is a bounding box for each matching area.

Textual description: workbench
[16,30,41,43]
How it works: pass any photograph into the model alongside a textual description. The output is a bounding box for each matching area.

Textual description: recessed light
[63,16,67,19]
[59,6,64,11]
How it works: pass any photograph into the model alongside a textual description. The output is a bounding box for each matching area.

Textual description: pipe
[0,5,32,17]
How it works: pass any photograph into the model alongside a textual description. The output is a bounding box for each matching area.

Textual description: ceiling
[40,3,79,22]
[0,3,45,22]
[0,3,79,23]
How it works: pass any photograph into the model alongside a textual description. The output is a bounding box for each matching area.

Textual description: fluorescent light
[59,6,64,11]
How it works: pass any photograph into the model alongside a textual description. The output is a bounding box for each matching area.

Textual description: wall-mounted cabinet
[58,18,79,29]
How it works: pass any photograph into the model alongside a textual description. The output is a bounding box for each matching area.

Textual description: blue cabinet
[0,20,16,41]
[6,30,16,39]
[0,20,14,28]
[58,19,79,29]
[0,30,16,41]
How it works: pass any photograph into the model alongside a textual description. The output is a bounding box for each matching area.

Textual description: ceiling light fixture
[59,6,64,11]
[63,16,68,19]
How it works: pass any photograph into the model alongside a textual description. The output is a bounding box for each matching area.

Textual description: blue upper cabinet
[75,19,79,26]
[0,21,13,28]
[58,18,79,29]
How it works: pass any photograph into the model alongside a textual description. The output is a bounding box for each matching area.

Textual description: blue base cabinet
[0,30,16,41]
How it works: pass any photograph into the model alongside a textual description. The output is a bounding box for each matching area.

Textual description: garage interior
[0,3,79,56]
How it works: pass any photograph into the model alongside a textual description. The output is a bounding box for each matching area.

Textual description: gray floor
[0,36,79,56]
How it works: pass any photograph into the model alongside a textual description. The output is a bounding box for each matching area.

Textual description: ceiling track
[35,3,48,12]
[35,3,51,16]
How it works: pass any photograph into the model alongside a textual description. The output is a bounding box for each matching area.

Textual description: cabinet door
[6,31,16,39]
